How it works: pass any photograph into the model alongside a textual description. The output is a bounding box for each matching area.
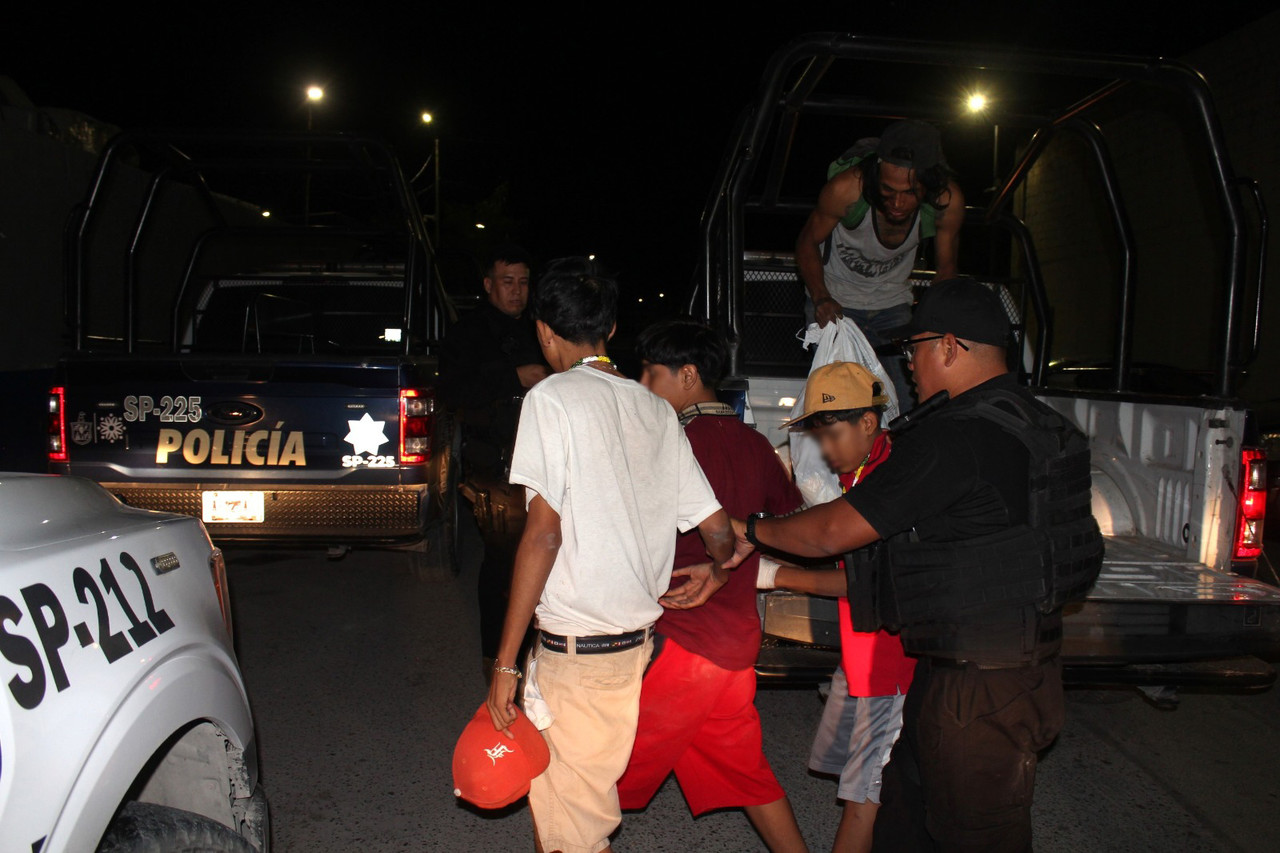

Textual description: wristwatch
[746,511,771,547]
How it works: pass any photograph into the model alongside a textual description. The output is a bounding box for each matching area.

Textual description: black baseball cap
[876,121,945,171]
[890,277,1011,347]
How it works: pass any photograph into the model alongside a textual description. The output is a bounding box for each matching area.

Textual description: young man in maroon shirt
[620,319,808,853]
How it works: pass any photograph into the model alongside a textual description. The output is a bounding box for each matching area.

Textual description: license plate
[202,490,265,523]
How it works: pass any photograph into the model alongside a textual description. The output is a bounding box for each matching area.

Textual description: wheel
[97,802,258,853]
[432,412,462,572]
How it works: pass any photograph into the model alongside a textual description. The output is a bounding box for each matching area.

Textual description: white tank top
[821,209,921,310]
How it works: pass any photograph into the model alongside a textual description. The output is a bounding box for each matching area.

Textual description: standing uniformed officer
[439,244,548,676]
[724,277,1103,852]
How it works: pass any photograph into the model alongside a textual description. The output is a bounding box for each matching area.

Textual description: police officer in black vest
[439,244,549,676]
[730,277,1102,852]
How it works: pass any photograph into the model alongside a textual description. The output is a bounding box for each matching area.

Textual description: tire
[97,802,258,853]
[432,412,462,572]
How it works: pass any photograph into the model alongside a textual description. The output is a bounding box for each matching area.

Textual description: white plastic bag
[788,318,900,507]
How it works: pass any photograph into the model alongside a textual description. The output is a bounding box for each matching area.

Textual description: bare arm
[486,493,560,733]
[660,509,736,609]
[932,179,965,281]
[796,170,862,327]
[728,497,881,561]
[664,555,846,608]
[516,364,551,388]
[697,508,735,567]
[774,563,848,597]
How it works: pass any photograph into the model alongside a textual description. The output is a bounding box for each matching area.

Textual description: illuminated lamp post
[305,85,324,129]
[304,85,325,223]
[421,111,441,248]
[965,89,998,191]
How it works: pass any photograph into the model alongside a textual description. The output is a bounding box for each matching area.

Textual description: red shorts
[616,636,786,816]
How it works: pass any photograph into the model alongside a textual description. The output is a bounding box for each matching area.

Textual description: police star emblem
[344,413,389,456]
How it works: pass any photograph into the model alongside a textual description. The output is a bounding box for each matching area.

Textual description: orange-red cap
[452,703,550,809]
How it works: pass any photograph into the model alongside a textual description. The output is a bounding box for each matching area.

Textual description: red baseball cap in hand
[452,703,551,809]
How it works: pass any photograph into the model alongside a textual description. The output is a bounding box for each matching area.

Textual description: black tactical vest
[846,385,1104,663]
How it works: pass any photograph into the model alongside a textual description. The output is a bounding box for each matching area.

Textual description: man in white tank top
[795,121,965,409]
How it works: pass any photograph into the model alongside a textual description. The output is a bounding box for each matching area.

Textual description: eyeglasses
[900,335,969,362]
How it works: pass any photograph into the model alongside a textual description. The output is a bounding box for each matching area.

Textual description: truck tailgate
[53,354,439,542]
[1065,536,1280,664]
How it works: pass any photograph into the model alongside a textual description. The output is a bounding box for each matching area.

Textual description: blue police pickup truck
[47,132,455,554]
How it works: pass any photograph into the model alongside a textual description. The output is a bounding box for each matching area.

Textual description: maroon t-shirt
[656,413,803,670]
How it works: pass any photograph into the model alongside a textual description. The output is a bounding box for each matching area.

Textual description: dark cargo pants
[872,656,1064,853]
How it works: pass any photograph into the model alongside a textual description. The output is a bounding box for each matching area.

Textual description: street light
[964,89,999,191]
[303,85,325,222]
[421,111,440,248]
[305,85,324,129]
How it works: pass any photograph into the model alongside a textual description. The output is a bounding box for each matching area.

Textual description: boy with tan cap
[760,361,915,853]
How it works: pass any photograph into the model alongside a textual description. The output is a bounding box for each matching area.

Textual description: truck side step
[1062,655,1275,690]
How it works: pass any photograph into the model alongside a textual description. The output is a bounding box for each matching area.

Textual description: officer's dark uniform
[439,299,545,662]
[840,279,1102,852]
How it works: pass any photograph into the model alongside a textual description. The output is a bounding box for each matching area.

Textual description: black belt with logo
[539,628,650,654]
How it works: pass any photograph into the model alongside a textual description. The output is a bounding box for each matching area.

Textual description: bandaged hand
[756,556,782,590]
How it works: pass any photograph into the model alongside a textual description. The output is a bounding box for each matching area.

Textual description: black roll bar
[75,129,435,355]
[699,33,1250,397]
[1234,178,1268,370]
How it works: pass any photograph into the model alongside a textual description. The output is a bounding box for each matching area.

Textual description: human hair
[533,257,618,345]
[634,319,728,390]
[804,406,879,430]
[484,243,531,277]
[860,157,955,213]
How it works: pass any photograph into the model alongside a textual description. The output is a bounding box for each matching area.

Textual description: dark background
[9,2,1275,301]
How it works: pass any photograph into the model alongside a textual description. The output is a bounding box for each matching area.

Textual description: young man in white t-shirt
[484,257,736,853]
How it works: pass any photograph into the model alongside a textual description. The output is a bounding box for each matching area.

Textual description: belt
[926,653,1059,671]
[539,628,650,654]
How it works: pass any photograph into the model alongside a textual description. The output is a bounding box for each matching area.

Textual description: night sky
[10,1,1276,302]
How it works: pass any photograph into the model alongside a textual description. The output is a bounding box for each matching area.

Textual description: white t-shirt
[509,366,722,636]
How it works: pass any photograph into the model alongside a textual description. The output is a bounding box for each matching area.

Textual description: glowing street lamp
[305,85,324,130]
[303,85,326,222]
[964,89,1000,191]
[420,110,440,247]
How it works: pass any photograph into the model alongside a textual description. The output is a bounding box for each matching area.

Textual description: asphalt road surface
[226,521,1280,852]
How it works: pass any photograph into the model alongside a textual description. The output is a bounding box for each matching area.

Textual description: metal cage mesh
[738,261,1024,378]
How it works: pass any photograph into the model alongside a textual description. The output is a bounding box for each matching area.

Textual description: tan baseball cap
[781,362,889,428]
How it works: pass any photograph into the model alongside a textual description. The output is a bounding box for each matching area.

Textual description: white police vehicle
[0,473,267,852]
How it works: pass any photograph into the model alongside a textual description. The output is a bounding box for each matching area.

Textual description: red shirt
[656,413,803,670]
[837,432,916,696]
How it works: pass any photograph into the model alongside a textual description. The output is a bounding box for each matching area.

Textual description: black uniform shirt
[438,301,544,416]
[844,373,1032,543]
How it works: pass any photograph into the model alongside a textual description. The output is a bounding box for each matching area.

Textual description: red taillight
[47,386,68,462]
[400,389,434,464]
[1233,447,1267,561]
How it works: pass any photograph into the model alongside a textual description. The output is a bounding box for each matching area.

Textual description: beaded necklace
[841,452,872,495]
[571,355,614,369]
